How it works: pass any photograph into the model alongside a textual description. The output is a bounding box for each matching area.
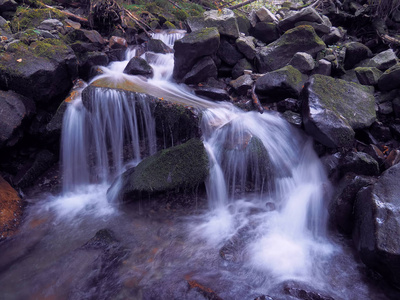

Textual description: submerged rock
[301,74,376,148]
[0,176,22,240]
[110,138,209,201]
[353,163,400,288]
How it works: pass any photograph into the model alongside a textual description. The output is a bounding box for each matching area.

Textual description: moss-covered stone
[112,138,208,201]
[11,7,65,33]
[354,67,382,86]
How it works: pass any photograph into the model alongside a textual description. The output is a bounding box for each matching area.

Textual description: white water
[2,30,396,300]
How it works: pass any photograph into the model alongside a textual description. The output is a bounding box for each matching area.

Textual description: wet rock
[173,27,220,82]
[301,75,376,148]
[110,138,209,201]
[255,7,277,23]
[123,57,154,78]
[339,151,380,177]
[194,86,231,101]
[236,11,251,36]
[358,49,398,71]
[147,38,171,54]
[187,8,239,39]
[322,27,343,45]
[256,25,325,73]
[353,163,400,288]
[255,65,307,103]
[0,90,35,148]
[383,150,400,170]
[344,42,373,70]
[369,122,392,142]
[186,277,223,300]
[109,36,127,50]
[313,59,331,76]
[232,58,253,79]
[354,67,383,86]
[277,98,300,113]
[37,18,63,31]
[254,295,274,300]
[0,39,77,105]
[330,173,376,235]
[282,280,335,300]
[78,51,109,81]
[378,101,393,115]
[278,7,324,32]
[230,74,253,96]
[217,38,243,66]
[250,22,279,44]
[0,175,22,240]
[67,28,105,49]
[236,35,256,60]
[378,63,400,91]
[289,52,315,73]
[282,111,302,127]
[182,56,217,84]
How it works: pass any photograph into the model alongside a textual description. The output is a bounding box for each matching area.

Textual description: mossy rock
[111,138,209,201]
[10,7,65,33]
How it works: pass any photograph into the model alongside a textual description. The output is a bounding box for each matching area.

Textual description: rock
[393,98,400,118]
[67,29,105,49]
[383,150,400,170]
[123,57,154,78]
[378,101,393,115]
[278,7,324,32]
[147,39,172,54]
[353,163,400,288]
[277,98,300,113]
[78,51,109,81]
[255,65,307,103]
[0,176,22,240]
[322,26,343,45]
[37,18,63,31]
[369,122,392,142]
[0,0,17,14]
[230,74,253,96]
[236,35,257,60]
[283,280,335,300]
[289,52,315,73]
[359,49,398,71]
[378,63,400,91]
[187,8,239,39]
[0,39,77,105]
[282,111,302,127]
[301,75,376,148]
[110,138,208,201]
[313,59,331,76]
[109,36,127,50]
[173,27,220,82]
[354,67,383,86]
[330,173,376,235]
[255,7,278,23]
[344,42,373,70]
[194,86,231,101]
[232,58,253,79]
[182,56,217,84]
[250,22,279,44]
[0,90,35,148]
[256,25,325,73]
[236,12,251,36]
[295,20,331,35]
[339,151,380,177]
[217,38,243,66]
[0,16,12,38]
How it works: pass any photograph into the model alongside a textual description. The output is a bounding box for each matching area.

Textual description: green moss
[11,7,65,33]
[31,38,69,59]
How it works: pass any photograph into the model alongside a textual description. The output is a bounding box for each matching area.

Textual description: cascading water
[1,30,398,300]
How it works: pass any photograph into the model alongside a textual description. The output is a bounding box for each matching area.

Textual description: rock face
[0,176,22,239]
[353,163,400,288]
[173,27,220,82]
[0,90,35,148]
[256,25,325,73]
[110,138,209,201]
[301,75,376,148]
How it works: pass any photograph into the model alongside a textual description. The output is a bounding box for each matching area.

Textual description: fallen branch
[166,0,182,10]
[380,33,400,46]
[251,85,264,114]
[39,2,90,26]
[228,0,258,10]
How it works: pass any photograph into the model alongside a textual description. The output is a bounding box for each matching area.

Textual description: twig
[38,2,90,26]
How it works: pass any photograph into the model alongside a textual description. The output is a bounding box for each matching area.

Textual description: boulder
[289,52,315,73]
[255,7,278,23]
[66,29,105,49]
[232,58,253,79]
[256,25,325,73]
[194,86,231,101]
[0,39,77,105]
[322,27,343,45]
[109,138,209,201]
[358,49,398,71]
[354,67,383,86]
[173,27,220,82]
[182,56,217,84]
[0,90,35,148]
[339,151,380,177]
[236,35,257,60]
[282,111,302,127]
[344,42,373,70]
[108,36,127,50]
[230,74,253,96]
[217,38,243,66]
[301,75,376,148]
[0,16,12,38]
[78,51,109,81]
[0,176,22,240]
[295,20,331,35]
[378,63,400,91]
[313,59,331,76]
[353,163,400,288]
[187,8,239,39]
[250,22,279,44]
[37,18,63,31]
[278,7,324,32]
[255,65,307,103]
[147,39,172,54]
[123,57,153,78]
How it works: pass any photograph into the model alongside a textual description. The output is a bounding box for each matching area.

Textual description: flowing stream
[0,31,398,300]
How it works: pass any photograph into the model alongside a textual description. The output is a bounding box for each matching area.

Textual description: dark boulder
[123,57,153,78]
[353,163,400,288]
[182,56,217,84]
[256,25,325,73]
[378,63,400,91]
[0,90,35,148]
[230,74,253,96]
[194,86,231,101]
[289,52,315,73]
[278,7,324,32]
[354,67,383,86]
[357,49,398,71]
[217,38,243,66]
[339,151,380,177]
[147,39,172,54]
[301,75,376,148]
[108,36,127,50]
[232,58,253,79]
[255,65,307,103]
[344,42,373,70]
[173,27,220,82]
[78,51,109,81]
[236,35,257,60]
[250,22,279,44]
